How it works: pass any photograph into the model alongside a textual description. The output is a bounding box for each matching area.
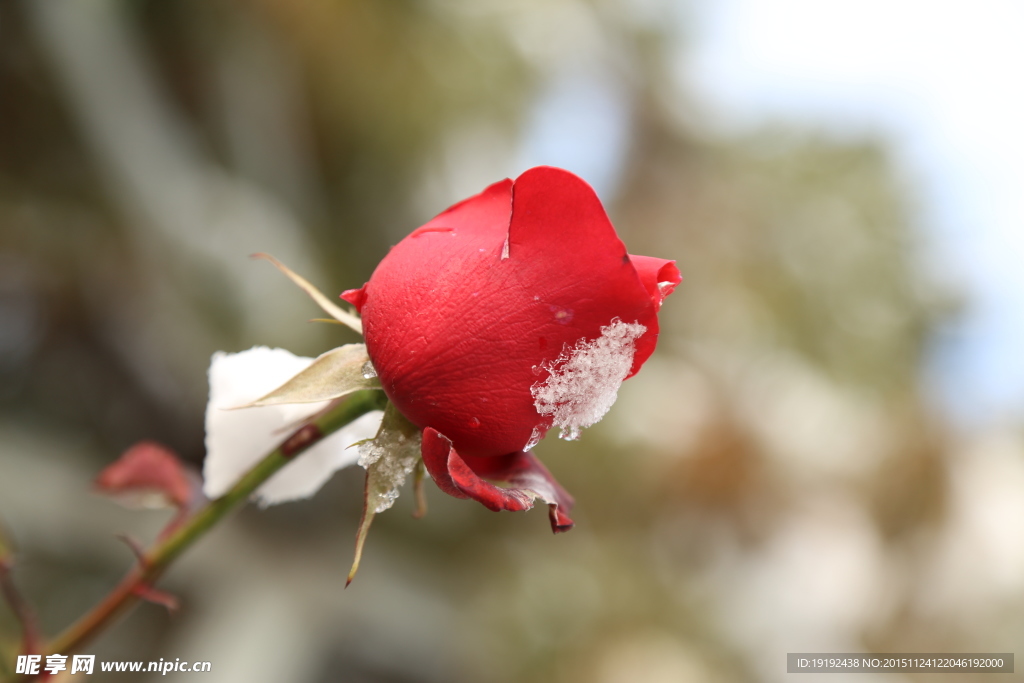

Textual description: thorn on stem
[131,583,180,614]
[115,534,150,570]
[281,423,323,459]
[0,528,42,656]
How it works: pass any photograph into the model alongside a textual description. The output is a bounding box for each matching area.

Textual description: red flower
[343,166,679,532]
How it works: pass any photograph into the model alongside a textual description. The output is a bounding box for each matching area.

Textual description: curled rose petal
[421,427,574,532]
[628,254,682,313]
[203,346,383,506]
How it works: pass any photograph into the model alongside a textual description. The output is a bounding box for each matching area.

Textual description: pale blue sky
[685,0,1024,423]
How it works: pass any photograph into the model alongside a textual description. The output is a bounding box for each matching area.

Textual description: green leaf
[236,344,381,408]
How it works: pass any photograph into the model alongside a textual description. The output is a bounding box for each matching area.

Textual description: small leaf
[253,253,363,334]
[95,441,198,510]
[347,404,421,586]
[236,344,380,408]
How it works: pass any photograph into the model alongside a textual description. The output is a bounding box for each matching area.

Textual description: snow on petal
[530,318,646,441]
[203,346,383,506]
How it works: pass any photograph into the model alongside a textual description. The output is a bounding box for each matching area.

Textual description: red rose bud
[343,166,680,531]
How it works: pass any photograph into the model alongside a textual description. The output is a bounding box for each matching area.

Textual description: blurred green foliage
[2,2,1015,683]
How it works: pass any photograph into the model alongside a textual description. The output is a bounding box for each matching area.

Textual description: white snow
[524,426,544,452]
[357,425,421,513]
[531,318,646,441]
[203,346,383,506]
[361,360,377,379]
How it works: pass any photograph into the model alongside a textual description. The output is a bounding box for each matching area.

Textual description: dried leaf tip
[346,507,374,588]
[252,252,363,334]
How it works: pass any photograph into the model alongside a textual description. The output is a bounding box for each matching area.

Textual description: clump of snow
[361,360,377,379]
[530,318,646,441]
[357,422,420,513]
[524,426,544,452]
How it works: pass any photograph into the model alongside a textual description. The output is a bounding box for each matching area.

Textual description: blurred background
[2,0,1023,681]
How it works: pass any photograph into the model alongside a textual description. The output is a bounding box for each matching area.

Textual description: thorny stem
[4,390,386,683]
[0,527,41,668]
[0,569,40,661]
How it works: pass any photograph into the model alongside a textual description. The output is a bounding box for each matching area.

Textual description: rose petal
[628,255,681,312]
[340,284,368,312]
[510,167,666,382]
[421,427,575,533]
[445,449,534,512]
[341,179,512,313]
[420,427,468,500]
[203,346,383,506]
[458,449,575,532]
[358,167,661,457]
[412,177,513,238]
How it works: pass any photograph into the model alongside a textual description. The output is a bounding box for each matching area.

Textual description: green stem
[8,390,386,681]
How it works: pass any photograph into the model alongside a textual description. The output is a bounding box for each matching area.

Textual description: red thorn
[131,583,180,614]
